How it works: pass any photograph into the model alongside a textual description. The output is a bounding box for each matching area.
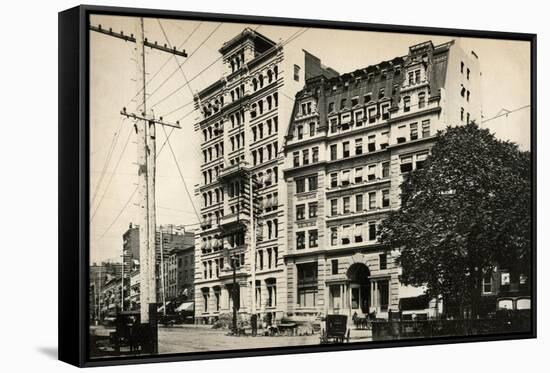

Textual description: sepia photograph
[85,11,533,360]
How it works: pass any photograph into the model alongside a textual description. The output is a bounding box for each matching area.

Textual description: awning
[175,302,194,312]
[157,301,171,312]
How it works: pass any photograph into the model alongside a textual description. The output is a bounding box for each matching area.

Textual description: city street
[158,325,320,353]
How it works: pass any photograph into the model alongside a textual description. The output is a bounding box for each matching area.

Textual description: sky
[89,15,531,264]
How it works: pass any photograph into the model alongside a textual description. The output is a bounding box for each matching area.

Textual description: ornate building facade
[193,28,332,324]
[282,40,481,322]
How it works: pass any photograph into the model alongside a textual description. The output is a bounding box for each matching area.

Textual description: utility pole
[90,18,186,353]
[249,175,256,317]
[159,226,167,317]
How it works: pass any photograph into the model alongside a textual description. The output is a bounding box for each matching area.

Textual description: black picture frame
[59,4,537,368]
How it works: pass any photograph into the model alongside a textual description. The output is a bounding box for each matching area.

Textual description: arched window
[267,96,272,110]
[259,74,264,88]
[267,70,273,83]
[252,78,258,91]
[274,65,278,80]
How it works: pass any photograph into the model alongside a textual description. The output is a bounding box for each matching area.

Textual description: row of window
[260,219,279,241]
[296,229,318,250]
[296,202,318,221]
[460,107,472,124]
[254,167,278,190]
[328,135,385,161]
[251,142,278,165]
[251,66,279,92]
[330,190,390,216]
[396,120,431,143]
[250,92,279,119]
[256,247,279,270]
[202,165,223,185]
[200,231,245,254]
[330,162,390,188]
[202,121,224,142]
[292,146,319,167]
[330,221,379,246]
[251,116,278,141]
[229,132,245,152]
[460,61,471,79]
[202,187,224,208]
[295,174,318,194]
[400,152,429,173]
[202,142,224,164]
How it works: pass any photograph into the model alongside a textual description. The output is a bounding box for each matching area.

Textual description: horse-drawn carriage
[320,315,350,344]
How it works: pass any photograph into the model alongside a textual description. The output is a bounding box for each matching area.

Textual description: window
[410,122,418,140]
[467,112,470,124]
[309,122,316,137]
[297,125,304,140]
[330,227,338,246]
[461,107,465,121]
[415,152,428,170]
[203,290,209,312]
[354,223,363,243]
[308,175,318,191]
[467,68,470,80]
[293,151,299,167]
[340,98,347,110]
[343,142,350,158]
[266,279,277,307]
[351,97,359,107]
[368,135,376,152]
[308,202,318,218]
[382,162,390,178]
[418,92,426,109]
[343,197,350,214]
[368,192,377,210]
[381,104,390,120]
[330,118,338,133]
[368,106,376,123]
[330,144,337,160]
[309,230,318,248]
[422,120,431,138]
[331,259,339,275]
[296,204,305,221]
[330,199,338,216]
[400,156,413,173]
[341,170,350,186]
[379,88,385,99]
[355,110,364,124]
[365,93,372,103]
[294,64,300,81]
[303,149,309,165]
[482,273,493,294]
[355,138,363,155]
[382,189,390,208]
[403,96,411,112]
[379,253,387,270]
[377,280,389,311]
[297,263,318,307]
[296,232,306,250]
[467,90,470,102]
[355,194,363,212]
[461,61,464,73]
[330,173,338,188]
[368,222,377,241]
[355,167,363,183]
[328,102,335,113]
[296,178,305,193]
[312,147,319,163]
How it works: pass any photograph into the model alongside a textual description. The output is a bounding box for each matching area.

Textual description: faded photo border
[59,4,536,367]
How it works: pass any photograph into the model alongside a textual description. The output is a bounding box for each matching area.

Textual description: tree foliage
[378,122,531,316]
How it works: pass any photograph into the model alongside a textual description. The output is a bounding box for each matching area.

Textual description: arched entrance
[347,263,370,315]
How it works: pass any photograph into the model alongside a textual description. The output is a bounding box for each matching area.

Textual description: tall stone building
[193,28,334,324]
[282,40,481,322]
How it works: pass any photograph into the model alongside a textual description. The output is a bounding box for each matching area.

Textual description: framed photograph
[58,4,536,367]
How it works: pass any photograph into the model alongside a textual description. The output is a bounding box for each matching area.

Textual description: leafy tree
[379,122,531,318]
